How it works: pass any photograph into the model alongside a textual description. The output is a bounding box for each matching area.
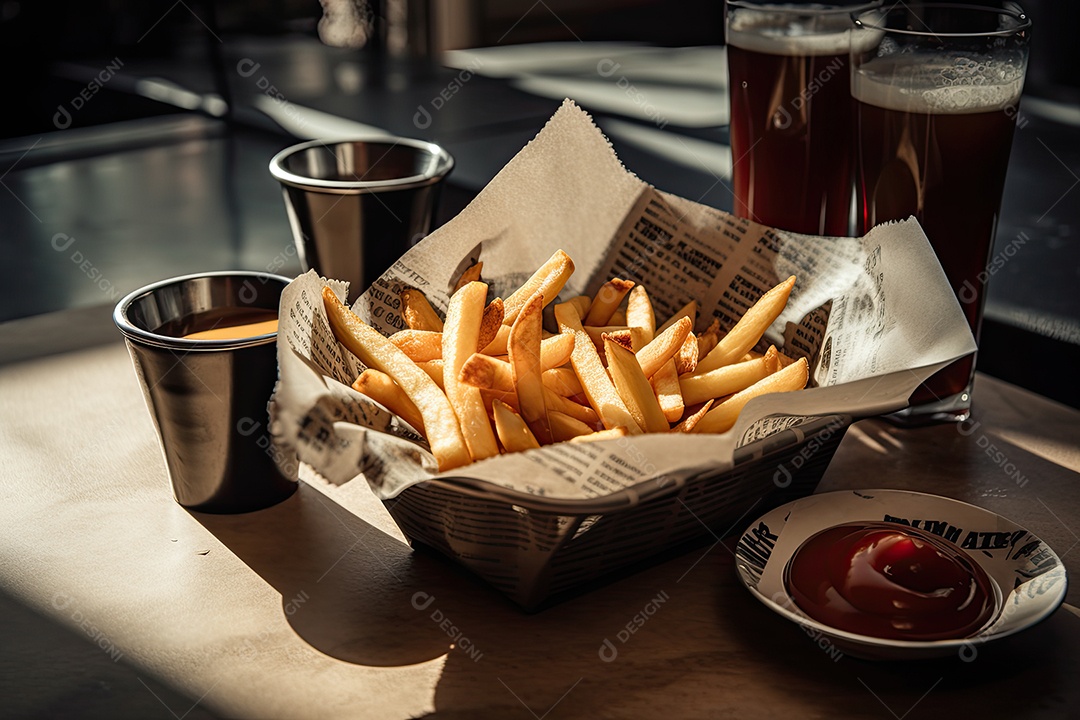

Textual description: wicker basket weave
[385,414,851,610]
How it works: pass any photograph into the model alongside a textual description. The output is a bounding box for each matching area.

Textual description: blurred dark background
[0,0,731,138]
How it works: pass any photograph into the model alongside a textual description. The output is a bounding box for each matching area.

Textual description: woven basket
[385,414,851,610]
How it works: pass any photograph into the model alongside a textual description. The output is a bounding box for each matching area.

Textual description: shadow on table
[192,482,526,668]
[0,588,220,720]
[193,482,1080,718]
[718,581,1080,719]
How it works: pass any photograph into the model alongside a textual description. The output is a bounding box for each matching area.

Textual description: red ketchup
[785,522,997,641]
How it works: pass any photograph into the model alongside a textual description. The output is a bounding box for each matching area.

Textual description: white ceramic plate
[735,489,1068,660]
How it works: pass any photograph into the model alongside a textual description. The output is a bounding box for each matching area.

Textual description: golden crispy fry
[636,316,692,378]
[492,398,540,453]
[672,399,714,433]
[388,329,443,362]
[679,355,773,406]
[763,346,781,373]
[453,261,483,293]
[459,334,578,393]
[480,324,510,355]
[566,295,591,319]
[691,357,809,434]
[697,318,720,360]
[675,331,699,375]
[330,253,806,464]
[543,367,584,397]
[696,276,795,374]
[509,293,554,445]
[651,360,684,423]
[545,388,600,427]
[585,325,630,346]
[548,410,594,443]
[657,299,698,335]
[607,330,635,352]
[477,298,504,351]
[585,326,634,356]
[627,327,648,354]
[604,336,670,433]
[541,332,575,368]
[459,353,502,391]
[401,288,444,332]
[504,250,575,325]
[625,285,655,351]
[569,427,629,444]
[415,359,444,389]
[352,369,426,434]
[584,278,635,326]
[443,281,499,461]
[322,286,470,471]
[555,301,642,433]
[481,388,518,413]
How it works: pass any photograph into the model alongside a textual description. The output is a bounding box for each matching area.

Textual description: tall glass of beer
[852,3,1031,423]
[726,1,881,236]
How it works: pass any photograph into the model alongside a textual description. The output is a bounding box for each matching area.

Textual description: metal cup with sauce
[113,271,297,513]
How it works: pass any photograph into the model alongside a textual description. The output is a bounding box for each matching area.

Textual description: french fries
[570,427,628,444]
[443,282,500,461]
[478,298,505,351]
[584,278,634,326]
[322,286,471,471]
[636,317,692,378]
[691,358,809,435]
[321,250,809,471]
[509,293,554,445]
[459,335,577,393]
[604,337,669,433]
[492,398,540,452]
[674,332,699,375]
[543,366,583,397]
[695,275,795,374]
[401,288,444,332]
[389,329,443,362]
[352,369,426,434]
[697,318,720,360]
[555,301,642,434]
[548,410,594,442]
[672,399,713,433]
[652,361,684,422]
[503,250,574,324]
[679,351,777,406]
[453,261,483,293]
[625,285,655,352]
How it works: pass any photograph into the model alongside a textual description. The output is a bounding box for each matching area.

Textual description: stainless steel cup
[114,271,298,514]
[270,137,454,303]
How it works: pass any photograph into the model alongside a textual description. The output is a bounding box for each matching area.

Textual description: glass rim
[854,3,1032,38]
[727,0,883,14]
[114,271,292,351]
[269,137,454,194]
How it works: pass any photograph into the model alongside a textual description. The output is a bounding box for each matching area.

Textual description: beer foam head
[728,8,881,57]
[854,54,1025,114]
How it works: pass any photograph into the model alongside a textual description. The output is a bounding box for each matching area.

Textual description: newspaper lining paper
[270,100,976,502]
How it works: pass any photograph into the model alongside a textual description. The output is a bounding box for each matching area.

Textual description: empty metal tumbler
[270,137,454,302]
[114,271,298,513]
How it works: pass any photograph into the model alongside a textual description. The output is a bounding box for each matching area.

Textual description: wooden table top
[1,309,1078,719]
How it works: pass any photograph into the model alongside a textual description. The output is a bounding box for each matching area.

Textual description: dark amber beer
[727,3,878,236]
[852,4,1030,422]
